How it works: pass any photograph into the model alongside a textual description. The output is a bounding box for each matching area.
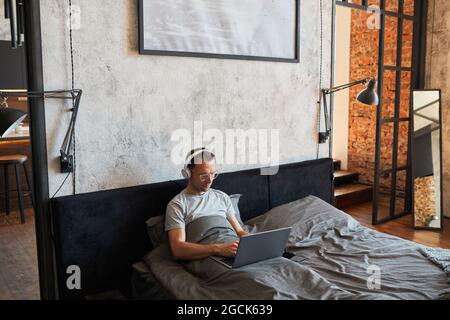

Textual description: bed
[133,195,450,300]
[51,158,450,300]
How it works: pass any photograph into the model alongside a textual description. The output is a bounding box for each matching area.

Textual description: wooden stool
[0,155,34,224]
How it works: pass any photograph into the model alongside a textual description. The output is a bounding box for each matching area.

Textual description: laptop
[210,227,292,269]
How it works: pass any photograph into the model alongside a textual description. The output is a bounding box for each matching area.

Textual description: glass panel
[379,174,392,194]
[386,0,399,13]
[403,0,415,16]
[402,19,414,68]
[380,122,394,172]
[382,70,396,118]
[399,71,412,118]
[397,121,409,169]
[376,181,392,221]
[350,8,379,76]
[395,169,407,214]
[384,16,398,67]
[367,0,380,7]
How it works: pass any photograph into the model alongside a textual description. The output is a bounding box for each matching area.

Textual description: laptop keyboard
[221,257,235,265]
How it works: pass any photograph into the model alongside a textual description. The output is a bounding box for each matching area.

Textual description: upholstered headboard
[51,158,334,299]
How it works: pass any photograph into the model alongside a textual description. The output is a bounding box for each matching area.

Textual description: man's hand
[169,229,240,260]
[227,215,249,238]
[215,241,239,257]
[237,230,249,237]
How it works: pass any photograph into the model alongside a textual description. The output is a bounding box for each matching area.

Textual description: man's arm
[227,215,249,237]
[168,229,239,261]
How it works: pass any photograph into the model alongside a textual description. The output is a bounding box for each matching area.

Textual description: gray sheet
[141,196,450,300]
[131,262,174,300]
[185,215,239,245]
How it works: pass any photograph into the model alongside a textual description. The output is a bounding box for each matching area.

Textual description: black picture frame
[138,0,300,63]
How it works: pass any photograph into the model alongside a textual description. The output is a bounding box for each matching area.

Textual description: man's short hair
[187,149,216,171]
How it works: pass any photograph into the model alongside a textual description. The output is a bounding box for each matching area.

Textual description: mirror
[412,90,443,230]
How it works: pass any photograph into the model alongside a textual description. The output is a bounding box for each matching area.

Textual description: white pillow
[230,194,245,227]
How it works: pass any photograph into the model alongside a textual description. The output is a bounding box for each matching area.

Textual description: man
[165,148,248,261]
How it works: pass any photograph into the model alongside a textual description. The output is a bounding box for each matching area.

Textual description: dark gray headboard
[51,158,334,299]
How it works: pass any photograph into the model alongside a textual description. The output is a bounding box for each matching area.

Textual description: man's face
[189,160,217,193]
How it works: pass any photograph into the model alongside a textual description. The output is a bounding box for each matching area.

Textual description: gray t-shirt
[165,188,236,231]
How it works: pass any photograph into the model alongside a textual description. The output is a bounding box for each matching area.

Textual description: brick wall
[425,0,450,217]
[347,4,414,197]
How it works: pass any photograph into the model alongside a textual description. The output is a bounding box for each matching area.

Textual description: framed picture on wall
[138,0,300,63]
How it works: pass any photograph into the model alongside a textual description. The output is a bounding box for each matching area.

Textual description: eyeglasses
[198,172,219,181]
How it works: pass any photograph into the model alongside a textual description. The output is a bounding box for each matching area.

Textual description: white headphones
[181,147,208,179]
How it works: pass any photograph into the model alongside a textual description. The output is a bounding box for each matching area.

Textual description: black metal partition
[334,0,427,224]
[20,0,57,300]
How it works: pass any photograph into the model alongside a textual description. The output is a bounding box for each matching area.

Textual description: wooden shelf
[0,127,30,142]
[335,184,373,209]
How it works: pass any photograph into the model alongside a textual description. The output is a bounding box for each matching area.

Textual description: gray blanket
[143,196,450,300]
[183,215,240,279]
[185,215,239,245]
[419,247,450,299]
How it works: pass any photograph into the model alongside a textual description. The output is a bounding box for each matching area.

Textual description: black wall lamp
[319,78,379,144]
[0,89,82,173]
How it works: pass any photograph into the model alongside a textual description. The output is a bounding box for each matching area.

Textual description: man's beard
[195,182,211,193]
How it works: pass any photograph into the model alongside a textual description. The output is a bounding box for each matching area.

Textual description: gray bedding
[138,196,450,300]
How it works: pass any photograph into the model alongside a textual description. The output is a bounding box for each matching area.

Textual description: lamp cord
[51,173,71,199]
[69,0,75,92]
[69,0,76,195]
[52,0,77,198]
[316,0,324,160]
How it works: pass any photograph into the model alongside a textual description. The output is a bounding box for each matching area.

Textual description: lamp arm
[318,89,331,144]
[323,78,370,95]
[60,91,82,159]
[319,77,372,144]
[0,89,82,173]
[323,90,330,135]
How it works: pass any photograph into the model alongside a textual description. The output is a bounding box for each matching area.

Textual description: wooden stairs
[333,160,373,209]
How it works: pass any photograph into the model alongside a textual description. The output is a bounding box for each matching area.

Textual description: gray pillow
[145,215,167,248]
[230,194,245,227]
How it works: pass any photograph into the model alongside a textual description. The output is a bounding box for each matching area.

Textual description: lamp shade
[357,79,379,106]
[0,106,27,137]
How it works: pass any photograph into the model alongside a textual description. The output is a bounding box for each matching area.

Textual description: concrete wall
[39,0,332,196]
[332,5,351,170]
[425,0,450,217]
